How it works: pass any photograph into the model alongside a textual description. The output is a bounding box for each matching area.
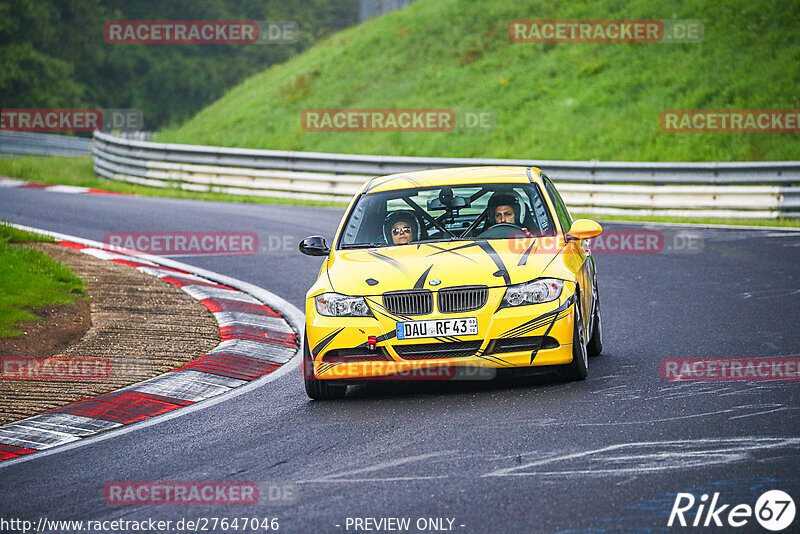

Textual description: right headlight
[502,278,563,307]
[314,292,373,317]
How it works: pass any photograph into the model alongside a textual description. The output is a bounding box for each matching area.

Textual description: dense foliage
[0,0,358,130]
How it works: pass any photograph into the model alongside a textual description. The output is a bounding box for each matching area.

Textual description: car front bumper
[305,284,578,380]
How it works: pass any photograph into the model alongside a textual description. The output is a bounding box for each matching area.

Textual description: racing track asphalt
[1,188,799,533]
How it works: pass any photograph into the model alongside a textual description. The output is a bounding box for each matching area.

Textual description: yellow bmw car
[299,166,603,399]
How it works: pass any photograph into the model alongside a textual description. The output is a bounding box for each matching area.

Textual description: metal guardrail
[0,132,91,157]
[91,131,800,218]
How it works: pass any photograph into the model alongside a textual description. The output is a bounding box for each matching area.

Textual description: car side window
[341,194,383,245]
[527,185,552,234]
[543,175,573,233]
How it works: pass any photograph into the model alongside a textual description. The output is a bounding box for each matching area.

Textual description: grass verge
[0,223,86,338]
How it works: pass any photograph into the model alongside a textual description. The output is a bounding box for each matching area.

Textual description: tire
[587,283,603,357]
[565,299,588,381]
[303,331,347,400]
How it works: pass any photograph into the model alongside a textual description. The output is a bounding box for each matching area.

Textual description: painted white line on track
[0,424,81,449]
[208,339,295,363]
[181,285,263,304]
[125,369,248,402]
[481,437,800,478]
[81,248,154,262]
[298,451,457,484]
[43,185,92,194]
[21,413,121,435]
[214,311,295,332]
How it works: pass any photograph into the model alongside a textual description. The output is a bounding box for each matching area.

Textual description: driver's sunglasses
[392,226,412,235]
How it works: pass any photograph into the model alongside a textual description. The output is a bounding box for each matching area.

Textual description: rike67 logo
[668,490,795,531]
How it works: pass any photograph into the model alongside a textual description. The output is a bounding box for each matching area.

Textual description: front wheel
[565,300,588,380]
[303,331,347,400]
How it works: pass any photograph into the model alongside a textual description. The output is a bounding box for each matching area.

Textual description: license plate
[396,317,478,339]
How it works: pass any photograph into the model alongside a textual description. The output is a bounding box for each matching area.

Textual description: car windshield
[338,183,556,249]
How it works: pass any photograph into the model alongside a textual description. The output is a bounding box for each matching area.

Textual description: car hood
[326,238,565,295]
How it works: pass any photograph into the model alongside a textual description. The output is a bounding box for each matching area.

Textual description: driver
[383,210,420,245]
[485,192,536,237]
[487,192,521,226]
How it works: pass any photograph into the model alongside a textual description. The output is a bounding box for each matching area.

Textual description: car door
[543,176,595,331]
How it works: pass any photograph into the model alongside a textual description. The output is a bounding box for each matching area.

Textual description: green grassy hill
[156,0,800,161]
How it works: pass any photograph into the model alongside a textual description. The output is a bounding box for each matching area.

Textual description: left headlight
[314,292,373,317]
[503,278,563,307]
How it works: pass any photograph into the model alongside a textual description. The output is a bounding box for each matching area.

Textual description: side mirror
[566,219,602,241]
[299,235,330,256]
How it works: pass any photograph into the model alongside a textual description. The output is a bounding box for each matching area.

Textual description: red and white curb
[0,177,128,195]
[0,225,302,464]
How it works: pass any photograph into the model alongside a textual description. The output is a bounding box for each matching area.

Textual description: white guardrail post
[88,130,800,218]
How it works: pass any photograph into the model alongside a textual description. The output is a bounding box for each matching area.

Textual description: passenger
[383,210,420,245]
